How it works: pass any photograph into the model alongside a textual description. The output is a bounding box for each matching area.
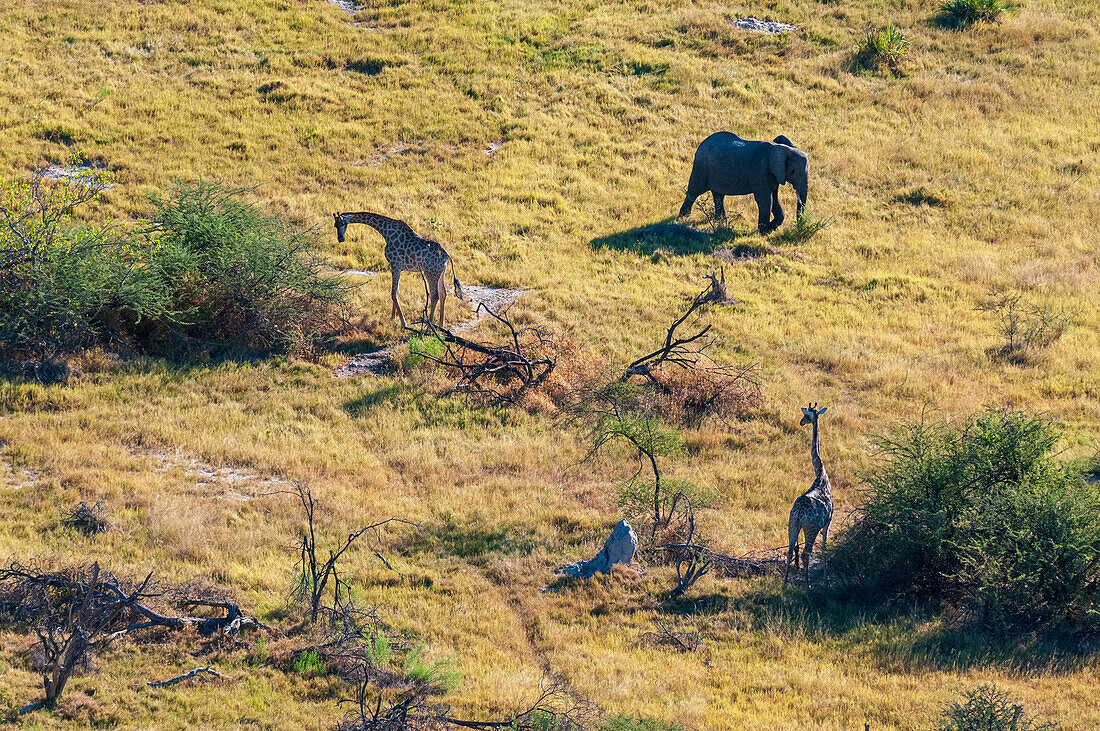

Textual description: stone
[557,519,638,578]
[733,18,797,35]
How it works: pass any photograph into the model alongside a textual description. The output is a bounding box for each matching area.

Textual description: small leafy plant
[772,210,834,246]
[856,25,911,72]
[939,684,1057,731]
[404,333,446,370]
[402,644,460,694]
[940,0,1010,28]
[292,648,327,676]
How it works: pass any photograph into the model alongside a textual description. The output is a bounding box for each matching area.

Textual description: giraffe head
[799,402,827,426]
[333,212,349,243]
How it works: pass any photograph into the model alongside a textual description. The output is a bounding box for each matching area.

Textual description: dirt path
[334,280,523,378]
[135,447,289,501]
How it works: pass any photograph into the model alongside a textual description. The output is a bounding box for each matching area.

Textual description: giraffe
[333,212,462,328]
[783,402,833,587]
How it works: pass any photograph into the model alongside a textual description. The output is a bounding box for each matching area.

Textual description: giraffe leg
[821,521,831,581]
[436,271,447,327]
[783,543,798,587]
[803,529,820,586]
[391,269,408,329]
[423,271,436,325]
[784,516,801,587]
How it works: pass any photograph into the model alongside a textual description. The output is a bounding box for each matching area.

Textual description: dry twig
[413,303,556,404]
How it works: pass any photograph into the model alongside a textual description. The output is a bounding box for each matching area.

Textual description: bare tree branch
[147,666,231,687]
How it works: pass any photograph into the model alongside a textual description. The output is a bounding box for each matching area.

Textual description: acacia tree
[577,383,683,538]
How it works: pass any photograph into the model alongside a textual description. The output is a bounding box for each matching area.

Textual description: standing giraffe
[783,402,833,587]
[333,211,462,328]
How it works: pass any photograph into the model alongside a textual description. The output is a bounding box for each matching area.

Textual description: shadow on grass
[344,385,403,416]
[697,582,1100,673]
[399,517,538,562]
[590,219,764,259]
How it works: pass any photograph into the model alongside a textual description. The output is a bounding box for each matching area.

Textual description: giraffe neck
[810,418,827,482]
[343,212,403,244]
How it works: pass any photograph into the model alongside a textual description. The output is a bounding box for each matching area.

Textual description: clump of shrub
[403,332,446,370]
[856,25,911,72]
[292,648,327,676]
[60,501,111,535]
[0,175,176,373]
[143,181,348,355]
[940,0,1010,28]
[772,210,834,246]
[402,644,460,694]
[0,175,347,374]
[938,684,1057,731]
[977,289,1073,364]
[831,409,1100,632]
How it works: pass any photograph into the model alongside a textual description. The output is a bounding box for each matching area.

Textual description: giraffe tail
[448,254,464,300]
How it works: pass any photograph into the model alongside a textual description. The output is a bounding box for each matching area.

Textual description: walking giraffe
[783,402,833,587]
[334,211,463,328]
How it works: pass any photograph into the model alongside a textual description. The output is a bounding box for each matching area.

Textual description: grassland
[1,0,1098,727]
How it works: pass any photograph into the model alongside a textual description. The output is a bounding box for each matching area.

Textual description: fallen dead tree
[655,543,794,581]
[617,276,760,425]
[0,561,265,712]
[413,303,556,405]
[337,675,594,731]
[147,666,231,687]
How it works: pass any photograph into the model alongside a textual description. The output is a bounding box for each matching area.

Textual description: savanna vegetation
[0,0,1097,728]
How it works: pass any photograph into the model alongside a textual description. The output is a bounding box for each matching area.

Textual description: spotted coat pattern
[334,211,461,327]
[784,404,834,586]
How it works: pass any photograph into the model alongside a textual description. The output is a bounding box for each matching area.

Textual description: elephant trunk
[794,179,807,220]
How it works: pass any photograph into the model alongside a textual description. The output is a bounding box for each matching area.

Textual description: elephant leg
[679,163,708,218]
[754,191,774,234]
[770,189,785,229]
[678,193,699,218]
[712,192,726,220]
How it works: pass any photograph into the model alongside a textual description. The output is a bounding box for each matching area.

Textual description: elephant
[678,132,808,234]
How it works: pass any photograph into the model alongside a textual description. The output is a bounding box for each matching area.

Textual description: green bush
[405,333,447,370]
[144,181,347,354]
[291,648,327,676]
[940,0,1010,27]
[0,176,176,368]
[856,25,911,71]
[402,644,460,694]
[0,175,348,369]
[938,684,1057,731]
[831,410,1100,631]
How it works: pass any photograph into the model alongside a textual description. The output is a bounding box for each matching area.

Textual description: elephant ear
[768,144,788,186]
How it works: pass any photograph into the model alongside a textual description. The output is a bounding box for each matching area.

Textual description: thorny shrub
[831,409,1100,632]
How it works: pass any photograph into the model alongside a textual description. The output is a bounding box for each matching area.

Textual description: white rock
[557,519,638,578]
[733,18,797,34]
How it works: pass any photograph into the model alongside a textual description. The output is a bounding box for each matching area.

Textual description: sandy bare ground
[137,448,289,501]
